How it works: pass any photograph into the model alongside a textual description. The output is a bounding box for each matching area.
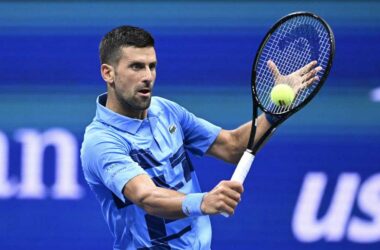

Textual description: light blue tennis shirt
[81,93,221,250]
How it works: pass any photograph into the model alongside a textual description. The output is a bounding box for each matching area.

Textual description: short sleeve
[81,132,146,202]
[163,99,222,156]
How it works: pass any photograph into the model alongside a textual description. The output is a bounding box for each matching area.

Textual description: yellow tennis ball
[270,84,295,106]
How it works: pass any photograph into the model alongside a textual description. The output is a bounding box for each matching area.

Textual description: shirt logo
[169,124,176,134]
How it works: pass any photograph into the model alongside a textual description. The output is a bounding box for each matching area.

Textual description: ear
[100,64,115,85]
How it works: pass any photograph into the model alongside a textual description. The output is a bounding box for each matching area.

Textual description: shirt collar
[95,93,161,134]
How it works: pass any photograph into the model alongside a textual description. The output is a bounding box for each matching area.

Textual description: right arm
[123,174,243,219]
[82,129,244,220]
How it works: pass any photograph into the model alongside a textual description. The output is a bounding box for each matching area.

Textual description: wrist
[265,113,281,125]
[182,193,207,217]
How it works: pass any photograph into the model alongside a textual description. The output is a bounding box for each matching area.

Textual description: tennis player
[80,25,319,250]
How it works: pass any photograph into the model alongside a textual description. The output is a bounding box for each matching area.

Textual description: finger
[302,76,320,88]
[219,197,239,215]
[219,203,235,216]
[304,66,322,80]
[302,65,322,83]
[298,60,317,76]
[224,189,242,202]
[224,180,244,194]
[267,60,280,80]
[222,194,239,209]
[217,185,242,202]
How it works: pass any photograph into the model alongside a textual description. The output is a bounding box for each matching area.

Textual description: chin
[135,98,151,110]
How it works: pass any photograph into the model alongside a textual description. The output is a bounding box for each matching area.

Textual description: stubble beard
[116,90,152,113]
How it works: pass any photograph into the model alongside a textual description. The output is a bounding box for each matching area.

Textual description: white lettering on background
[0,128,84,199]
[293,172,380,243]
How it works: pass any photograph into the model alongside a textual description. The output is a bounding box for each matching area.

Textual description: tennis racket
[223,12,335,217]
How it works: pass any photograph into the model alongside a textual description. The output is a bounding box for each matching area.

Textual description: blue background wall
[0,1,379,249]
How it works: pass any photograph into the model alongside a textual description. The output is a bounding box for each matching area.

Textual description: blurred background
[0,1,379,249]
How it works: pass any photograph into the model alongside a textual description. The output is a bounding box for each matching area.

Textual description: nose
[143,66,154,83]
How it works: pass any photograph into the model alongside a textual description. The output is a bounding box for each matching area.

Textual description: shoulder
[81,121,128,155]
[81,121,132,174]
[83,121,114,144]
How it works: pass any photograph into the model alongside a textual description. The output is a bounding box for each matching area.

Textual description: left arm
[207,113,271,164]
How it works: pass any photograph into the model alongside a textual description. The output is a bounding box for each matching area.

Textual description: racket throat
[253,126,277,153]
[247,118,258,150]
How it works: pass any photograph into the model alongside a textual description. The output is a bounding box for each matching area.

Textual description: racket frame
[252,11,335,116]
[248,11,335,154]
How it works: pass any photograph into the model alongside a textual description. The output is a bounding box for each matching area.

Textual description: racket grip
[231,150,255,184]
[221,150,255,218]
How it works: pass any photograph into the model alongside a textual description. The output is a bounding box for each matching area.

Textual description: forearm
[124,172,243,219]
[228,121,251,162]
[137,186,186,219]
[252,113,272,147]
[229,114,271,162]
[137,181,243,219]
[207,114,273,164]
[124,174,185,219]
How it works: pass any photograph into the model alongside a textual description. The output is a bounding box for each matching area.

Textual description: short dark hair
[99,25,155,66]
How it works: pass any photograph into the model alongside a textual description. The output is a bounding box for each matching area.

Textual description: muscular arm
[207,113,271,164]
[123,174,186,219]
[123,174,243,219]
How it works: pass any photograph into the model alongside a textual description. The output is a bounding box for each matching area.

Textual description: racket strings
[255,15,332,114]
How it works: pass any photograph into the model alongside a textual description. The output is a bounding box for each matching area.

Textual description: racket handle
[221,150,255,217]
[231,150,255,183]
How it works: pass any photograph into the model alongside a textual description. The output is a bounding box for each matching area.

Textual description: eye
[130,63,144,71]
[149,63,157,70]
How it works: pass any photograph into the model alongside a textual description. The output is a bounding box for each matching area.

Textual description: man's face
[112,46,157,115]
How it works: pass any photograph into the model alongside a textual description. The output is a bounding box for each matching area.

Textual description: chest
[123,116,192,188]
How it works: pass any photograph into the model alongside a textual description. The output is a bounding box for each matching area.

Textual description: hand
[201,180,244,216]
[267,60,322,94]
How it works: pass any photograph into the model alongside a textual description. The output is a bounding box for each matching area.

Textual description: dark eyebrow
[129,59,157,64]
[129,61,144,65]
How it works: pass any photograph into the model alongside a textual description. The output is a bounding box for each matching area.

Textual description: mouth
[137,88,151,97]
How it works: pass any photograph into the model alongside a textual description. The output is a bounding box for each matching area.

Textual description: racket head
[251,11,335,116]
